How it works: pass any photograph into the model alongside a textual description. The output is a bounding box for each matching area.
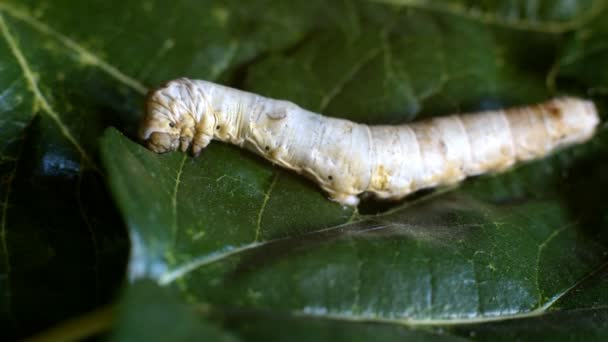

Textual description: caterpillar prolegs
[140,78,600,206]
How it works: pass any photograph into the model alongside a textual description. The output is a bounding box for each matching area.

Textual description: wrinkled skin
[139,79,212,156]
[139,78,600,206]
[146,131,180,153]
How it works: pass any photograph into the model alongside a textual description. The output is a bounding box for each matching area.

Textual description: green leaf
[98,0,608,340]
[372,0,601,32]
[549,3,608,96]
[110,280,237,342]
[0,2,133,339]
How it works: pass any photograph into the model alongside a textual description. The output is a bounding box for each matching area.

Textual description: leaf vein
[171,154,188,248]
[0,132,25,321]
[534,223,572,305]
[318,47,382,112]
[0,14,93,164]
[536,259,608,312]
[0,3,148,95]
[254,173,278,242]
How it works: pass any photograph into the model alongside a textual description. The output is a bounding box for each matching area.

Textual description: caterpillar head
[139,79,202,153]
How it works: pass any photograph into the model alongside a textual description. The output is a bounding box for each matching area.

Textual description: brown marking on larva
[267,108,288,120]
[541,103,572,141]
[269,147,283,160]
[342,124,354,134]
[439,140,448,156]
[351,174,364,191]
[215,122,232,140]
[546,104,562,119]
[481,148,516,172]
[372,165,391,191]
[427,172,441,185]
[441,163,465,184]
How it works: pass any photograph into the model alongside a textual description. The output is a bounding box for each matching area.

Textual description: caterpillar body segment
[140,78,600,206]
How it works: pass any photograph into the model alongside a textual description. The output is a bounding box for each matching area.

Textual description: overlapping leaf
[100,0,608,340]
[0,0,607,340]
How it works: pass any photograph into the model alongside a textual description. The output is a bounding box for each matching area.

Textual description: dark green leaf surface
[0,0,607,340]
[110,280,237,342]
[99,0,608,340]
[0,2,133,339]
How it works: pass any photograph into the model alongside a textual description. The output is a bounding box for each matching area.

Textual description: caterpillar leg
[192,135,212,157]
[329,193,360,206]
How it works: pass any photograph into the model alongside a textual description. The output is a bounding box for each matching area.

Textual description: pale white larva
[140,78,600,206]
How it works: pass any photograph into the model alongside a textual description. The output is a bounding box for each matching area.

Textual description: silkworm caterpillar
[140,78,599,206]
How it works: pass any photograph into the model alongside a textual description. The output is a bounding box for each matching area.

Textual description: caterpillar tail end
[557,97,601,143]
